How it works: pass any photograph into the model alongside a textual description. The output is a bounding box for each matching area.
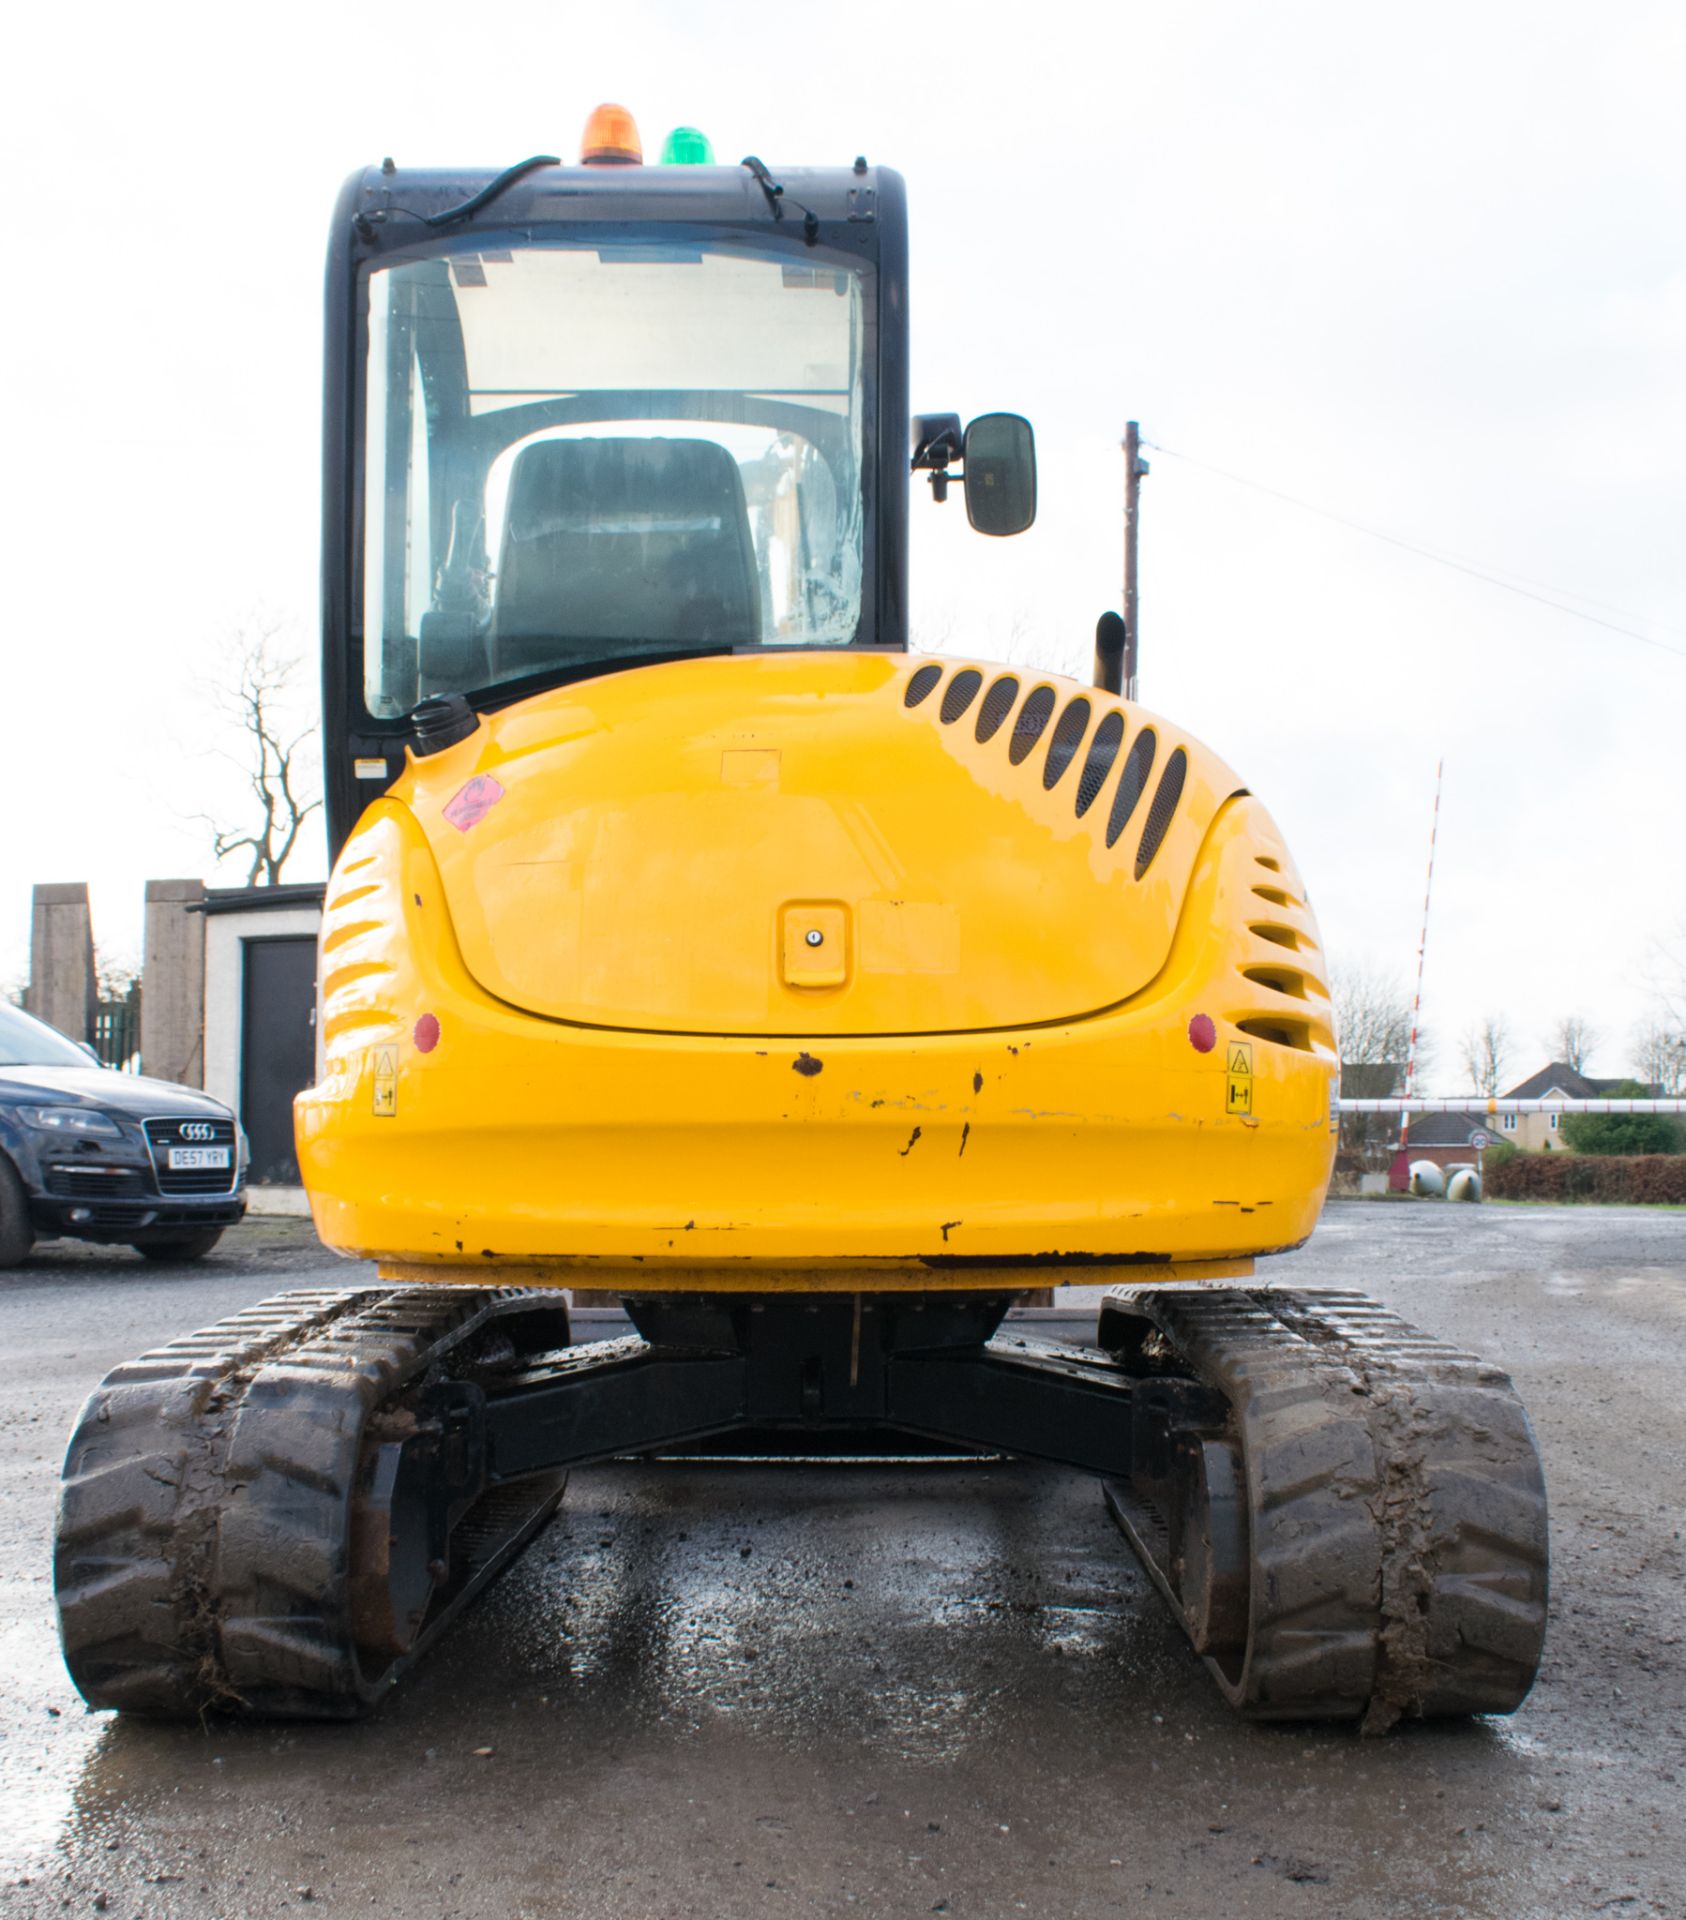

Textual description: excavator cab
[322,135,1032,842]
[53,113,1547,1730]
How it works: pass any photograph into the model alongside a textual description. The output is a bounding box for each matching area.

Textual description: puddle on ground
[0,1616,107,1873]
[3,1462,1644,1920]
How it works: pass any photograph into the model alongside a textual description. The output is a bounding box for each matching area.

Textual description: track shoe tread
[1101,1284,1548,1728]
[55,1286,568,1719]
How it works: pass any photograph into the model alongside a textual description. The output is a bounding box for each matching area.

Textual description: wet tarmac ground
[2,1202,1684,1919]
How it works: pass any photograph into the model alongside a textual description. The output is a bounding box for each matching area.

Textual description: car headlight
[19,1106,123,1137]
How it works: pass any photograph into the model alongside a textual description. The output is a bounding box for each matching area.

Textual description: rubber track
[56,1286,562,1719]
[1263,1289,1549,1729]
[1105,1286,1548,1729]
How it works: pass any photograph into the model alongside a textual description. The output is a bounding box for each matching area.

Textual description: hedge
[1559,1110,1684,1155]
[1485,1153,1686,1205]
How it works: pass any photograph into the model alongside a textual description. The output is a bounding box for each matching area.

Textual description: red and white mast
[1397,758,1444,1169]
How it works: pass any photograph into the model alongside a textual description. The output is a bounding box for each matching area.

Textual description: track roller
[1098,1285,1550,1730]
[55,1286,573,1719]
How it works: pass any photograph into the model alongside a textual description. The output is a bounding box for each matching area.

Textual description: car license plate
[168,1146,230,1170]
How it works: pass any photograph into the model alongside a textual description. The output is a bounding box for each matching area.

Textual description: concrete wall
[23,883,96,1042]
[140,879,206,1086]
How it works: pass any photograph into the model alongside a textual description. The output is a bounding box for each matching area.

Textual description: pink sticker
[443,775,504,832]
[414,1013,441,1054]
[1188,1013,1217,1054]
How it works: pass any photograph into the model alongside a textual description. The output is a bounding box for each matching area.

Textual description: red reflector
[414,1014,441,1054]
[1188,1013,1216,1054]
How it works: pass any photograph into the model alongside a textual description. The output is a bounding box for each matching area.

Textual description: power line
[1142,440,1686,661]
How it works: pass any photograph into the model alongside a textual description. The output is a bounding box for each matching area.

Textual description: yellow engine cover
[418,652,1232,1035]
[297,653,1337,1289]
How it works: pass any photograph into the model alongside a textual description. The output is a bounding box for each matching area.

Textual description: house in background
[1499,1061,1654,1152]
[1392,1107,1493,1182]
[1337,1061,1406,1176]
[1346,1063,1494,1190]
[1387,1061,1663,1186]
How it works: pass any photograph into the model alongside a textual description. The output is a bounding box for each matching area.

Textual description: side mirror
[962,413,1036,537]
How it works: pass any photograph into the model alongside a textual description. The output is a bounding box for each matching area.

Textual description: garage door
[240,936,317,1185]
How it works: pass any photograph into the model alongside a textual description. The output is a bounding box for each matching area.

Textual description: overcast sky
[2,0,1681,1088]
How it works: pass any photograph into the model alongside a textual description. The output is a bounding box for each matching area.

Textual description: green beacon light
[660,126,715,165]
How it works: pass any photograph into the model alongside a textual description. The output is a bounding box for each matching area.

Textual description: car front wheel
[0,1157,34,1268]
[132,1230,226,1264]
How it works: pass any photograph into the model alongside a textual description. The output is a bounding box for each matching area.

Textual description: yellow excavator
[55,108,1547,1730]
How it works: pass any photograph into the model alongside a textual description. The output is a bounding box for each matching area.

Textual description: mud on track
[2,1201,1683,1918]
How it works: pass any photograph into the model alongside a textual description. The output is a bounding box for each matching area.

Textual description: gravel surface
[1,1201,1682,1919]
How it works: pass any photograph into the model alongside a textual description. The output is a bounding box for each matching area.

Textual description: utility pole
[1122,421,1149,700]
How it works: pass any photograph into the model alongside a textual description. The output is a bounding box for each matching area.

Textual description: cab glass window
[362,239,870,717]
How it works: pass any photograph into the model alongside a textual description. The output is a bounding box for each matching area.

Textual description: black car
[0,1002,247,1267]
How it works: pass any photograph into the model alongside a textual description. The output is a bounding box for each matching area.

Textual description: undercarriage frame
[55,1284,1548,1730]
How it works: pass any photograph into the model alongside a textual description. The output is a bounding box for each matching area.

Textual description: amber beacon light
[580,103,643,165]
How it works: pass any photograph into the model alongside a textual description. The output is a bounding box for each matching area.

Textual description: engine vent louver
[905,668,1190,879]
[939,668,983,724]
[1008,686,1057,765]
[975,675,1019,742]
[1250,922,1300,951]
[1134,746,1187,879]
[1242,964,1308,1000]
[1106,728,1157,848]
[1074,711,1124,817]
[1043,697,1091,789]
[1237,1015,1317,1052]
[905,664,942,707]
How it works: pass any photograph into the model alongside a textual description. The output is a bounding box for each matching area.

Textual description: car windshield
[0,1004,93,1068]
[362,234,871,718]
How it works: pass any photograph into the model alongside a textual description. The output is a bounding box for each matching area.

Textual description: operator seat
[492,436,762,679]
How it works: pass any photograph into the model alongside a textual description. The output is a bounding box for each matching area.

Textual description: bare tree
[988,610,1077,677]
[201,627,322,886]
[909,610,1079,679]
[95,953,141,1003]
[1460,1014,1512,1097]
[1330,962,1415,1068]
[1636,926,1686,1092]
[1328,963,1422,1174]
[1640,920,1686,1038]
[93,951,142,1073]
[1546,1015,1598,1072]
[1633,1016,1686,1095]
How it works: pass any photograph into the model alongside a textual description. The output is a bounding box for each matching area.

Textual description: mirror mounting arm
[912,412,966,506]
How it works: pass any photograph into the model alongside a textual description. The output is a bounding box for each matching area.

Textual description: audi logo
[179,1122,217,1143]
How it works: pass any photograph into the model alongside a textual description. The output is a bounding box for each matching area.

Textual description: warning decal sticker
[443,775,505,833]
[372,1047,398,1117]
[1225,1040,1254,1116]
